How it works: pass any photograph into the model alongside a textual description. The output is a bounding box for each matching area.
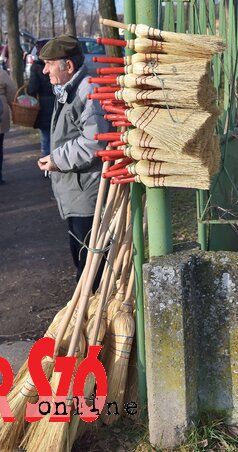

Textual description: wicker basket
[11,85,40,127]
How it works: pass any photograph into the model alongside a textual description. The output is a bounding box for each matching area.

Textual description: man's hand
[38,156,58,172]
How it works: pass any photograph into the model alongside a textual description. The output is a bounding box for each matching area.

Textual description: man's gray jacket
[50,64,110,219]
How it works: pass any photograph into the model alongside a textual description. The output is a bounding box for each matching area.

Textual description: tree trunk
[36,0,41,38]
[98,0,122,57]
[48,0,55,37]
[5,0,24,87]
[64,0,76,36]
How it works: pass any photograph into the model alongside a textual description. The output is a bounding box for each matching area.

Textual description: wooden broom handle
[100,18,129,31]
[54,161,110,355]
[90,185,130,346]
[67,183,121,356]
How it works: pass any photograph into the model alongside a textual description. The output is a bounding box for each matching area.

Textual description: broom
[1,162,111,452]
[117,72,212,90]
[64,185,131,450]
[21,186,129,452]
[90,81,216,111]
[97,37,222,59]
[93,52,202,66]
[111,173,211,190]
[124,106,218,155]
[95,59,211,77]
[104,159,216,179]
[99,18,224,53]
[112,86,216,111]
[100,266,135,425]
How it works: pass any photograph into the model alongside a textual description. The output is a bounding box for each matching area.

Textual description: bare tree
[5,0,24,87]
[64,0,76,36]
[48,0,55,36]
[98,0,122,57]
[36,0,41,38]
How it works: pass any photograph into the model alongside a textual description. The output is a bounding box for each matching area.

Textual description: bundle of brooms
[0,164,140,451]
[88,18,223,190]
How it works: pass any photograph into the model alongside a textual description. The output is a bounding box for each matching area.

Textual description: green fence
[159,0,238,250]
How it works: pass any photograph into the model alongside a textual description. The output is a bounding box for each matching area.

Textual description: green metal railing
[158,0,238,251]
[122,0,238,417]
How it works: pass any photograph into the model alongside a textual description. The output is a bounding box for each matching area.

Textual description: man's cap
[39,34,84,61]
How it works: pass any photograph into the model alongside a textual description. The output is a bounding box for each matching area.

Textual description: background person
[37,35,110,289]
[0,68,16,184]
[27,39,55,170]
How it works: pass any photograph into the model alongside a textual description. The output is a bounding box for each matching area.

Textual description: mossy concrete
[143,251,238,449]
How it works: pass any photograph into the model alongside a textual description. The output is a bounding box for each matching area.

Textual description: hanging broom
[95,58,211,77]
[124,106,218,155]
[97,37,222,59]
[99,18,224,54]
[111,173,211,190]
[93,52,202,66]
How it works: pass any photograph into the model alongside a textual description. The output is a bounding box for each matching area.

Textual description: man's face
[43,59,72,85]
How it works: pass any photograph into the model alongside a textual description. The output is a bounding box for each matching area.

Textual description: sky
[115,0,124,14]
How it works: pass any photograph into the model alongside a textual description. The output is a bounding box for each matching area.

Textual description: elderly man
[38,35,110,288]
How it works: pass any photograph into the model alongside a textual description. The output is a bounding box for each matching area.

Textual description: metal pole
[123,0,147,416]
[135,0,173,258]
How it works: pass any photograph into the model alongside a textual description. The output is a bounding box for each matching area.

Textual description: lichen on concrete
[143,250,238,448]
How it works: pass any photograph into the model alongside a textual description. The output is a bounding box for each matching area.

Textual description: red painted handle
[111,176,135,184]
[88,93,116,100]
[97,37,127,47]
[96,150,125,157]
[94,132,122,140]
[104,114,127,120]
[108,158,132,171]
[88,76,117,84]
[102,105,127,114]
[109,140,127,147]
[112,121,131,127]
[103,168,129,178]
[92,56,124,64]
[94,87,119,93]
[96,67,125,75]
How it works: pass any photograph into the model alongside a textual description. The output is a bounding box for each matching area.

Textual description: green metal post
[135,0,173,259]
[124,0,147,415]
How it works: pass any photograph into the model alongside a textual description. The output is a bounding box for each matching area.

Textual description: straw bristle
[0,356,54,451]
[85,312,107,346]
[86,292,100,320]
[128,38,219,58]
[100,302,135,425]
[135,173,210,189]
[116,84,216,110]
[21,334,86,452]
[125,106,218,156]
[129,59,211,76]
[128,52,200,65]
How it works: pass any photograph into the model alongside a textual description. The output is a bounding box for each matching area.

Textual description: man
[38,35,110,287]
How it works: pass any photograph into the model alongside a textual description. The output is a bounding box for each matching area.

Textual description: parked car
[25,37,106,79]
[0,30,35,73]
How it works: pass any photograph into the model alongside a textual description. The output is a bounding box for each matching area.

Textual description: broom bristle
[125,106,217,156]
[134,173,210,189]
[116,85,216,110]
[0,355,54,451]
[21,334,86,452]
[100,301,135,425]
[127,52,202,65]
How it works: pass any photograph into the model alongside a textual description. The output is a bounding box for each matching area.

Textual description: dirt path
[0,126,75,343]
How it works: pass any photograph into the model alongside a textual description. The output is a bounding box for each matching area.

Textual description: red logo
[0,337,107,423]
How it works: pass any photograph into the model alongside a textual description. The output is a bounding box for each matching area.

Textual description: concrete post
[143,251,238,449]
